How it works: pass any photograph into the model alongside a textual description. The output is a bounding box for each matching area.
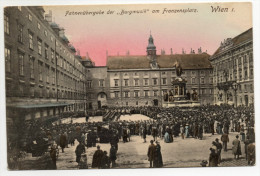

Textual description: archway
[97,92,107,109]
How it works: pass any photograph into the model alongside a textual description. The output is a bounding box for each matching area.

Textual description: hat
[97,145,100,148]
[150,140,154,143]
[215,138,219,141]
[236,135,239,138]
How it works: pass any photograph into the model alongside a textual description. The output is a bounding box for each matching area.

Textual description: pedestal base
[163,100,200,108]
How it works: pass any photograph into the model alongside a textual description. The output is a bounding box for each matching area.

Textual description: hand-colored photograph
[4,2,255,170]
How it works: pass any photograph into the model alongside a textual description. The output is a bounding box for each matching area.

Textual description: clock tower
[147,32,158,69]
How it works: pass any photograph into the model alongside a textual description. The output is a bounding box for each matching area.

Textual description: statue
[174,61,182,77]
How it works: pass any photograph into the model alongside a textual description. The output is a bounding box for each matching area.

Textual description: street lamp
[232,82,239,107]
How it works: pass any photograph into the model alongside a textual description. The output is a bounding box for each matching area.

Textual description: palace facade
[210,28,253,106]
[85,35,214,109]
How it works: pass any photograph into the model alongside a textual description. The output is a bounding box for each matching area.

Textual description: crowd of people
[8,104,255,169]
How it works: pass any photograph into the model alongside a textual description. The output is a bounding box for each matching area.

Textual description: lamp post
[232,82,239,107]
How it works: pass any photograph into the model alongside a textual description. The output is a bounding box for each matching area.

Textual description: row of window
[5,47,85,92]
[111,77,212,87]
[4,10,84,78]
[215,68,253,83]
[113,70,213,77]
[111,88,213,98]
[16,83,85,99]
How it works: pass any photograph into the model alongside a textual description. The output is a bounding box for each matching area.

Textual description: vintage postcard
[2,1,257,174]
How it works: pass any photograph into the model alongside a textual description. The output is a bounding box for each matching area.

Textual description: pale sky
[44,2,252,66]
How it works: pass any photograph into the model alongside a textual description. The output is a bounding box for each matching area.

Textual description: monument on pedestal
[163,61,200,107]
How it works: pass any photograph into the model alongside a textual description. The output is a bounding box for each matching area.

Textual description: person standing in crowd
[244,136,250,160]
[49,144,57,169]
[221,132,229,152]
[208,148,218,167]
[232,135,242,159]
[164,130,170,143]
[110,145,117,168]
[92,145,104,168]
[180,125,184,139]
[247,142,255,165]
[185,124,189,138]
[147,140,156,168]
[75,141,86,166]
[60,131,67,153]
[154,141,163,168]
[101,151,111,169]
[142,126,147,143]
[215,138,222,164]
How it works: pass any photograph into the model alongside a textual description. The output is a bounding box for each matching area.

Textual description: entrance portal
[97,92,107,108]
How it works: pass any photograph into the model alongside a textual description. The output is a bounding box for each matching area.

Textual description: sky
[44,2,252,66]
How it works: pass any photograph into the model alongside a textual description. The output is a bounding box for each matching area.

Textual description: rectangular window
[87,80,92,88]
[30,87,35,97]
[45,44,49,59]
[124,79,129,86]
[52,68,55,84]
[29,32,33,50]
[4,14,10,34]
[162,78,167,85]
[144,79,149,86]
[200,77,205,84]
[46,66,49,83]
[29,56,34,79]
[38,61,43,81]
[125,91,129,98]
[38,39,42,55]
[18,52,24,76]
[44,30,47,36]
[153,78,157,85]
[18,23,23,43]
[144,90,149,97]
[210,77,213,84]
[5,47,11,72]
[134,91,139,97]
[192,77,195,84]
[114,79,119,87]
[99,79,104,87]
[154,90,158,96]
[134,79,139,86]
[51,49,54,63]
[115,91,119,98]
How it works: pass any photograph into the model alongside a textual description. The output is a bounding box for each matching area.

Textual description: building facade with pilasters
[210,28,253,106]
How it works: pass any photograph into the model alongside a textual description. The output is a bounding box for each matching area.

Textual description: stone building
[4,6,87,123]
[85,34,214,109]
[210,28,253,106]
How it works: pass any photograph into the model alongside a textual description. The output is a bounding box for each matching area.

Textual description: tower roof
[147,34,156,50]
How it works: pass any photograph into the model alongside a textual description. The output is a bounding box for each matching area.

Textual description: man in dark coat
[60,132,67,153]
[110,145,117,168]
[101,151,110,169]
[75,141,85,165]
[215,138,222,164]
[49,144,57,169]
[147,140,156,168]
[221,133,229,152]
[154,141,163,168]
[232,135,242,159]
[209,148,218,167]
[92,145,104,168]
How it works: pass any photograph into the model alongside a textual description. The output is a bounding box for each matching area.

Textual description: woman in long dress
[154,141,163,168]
